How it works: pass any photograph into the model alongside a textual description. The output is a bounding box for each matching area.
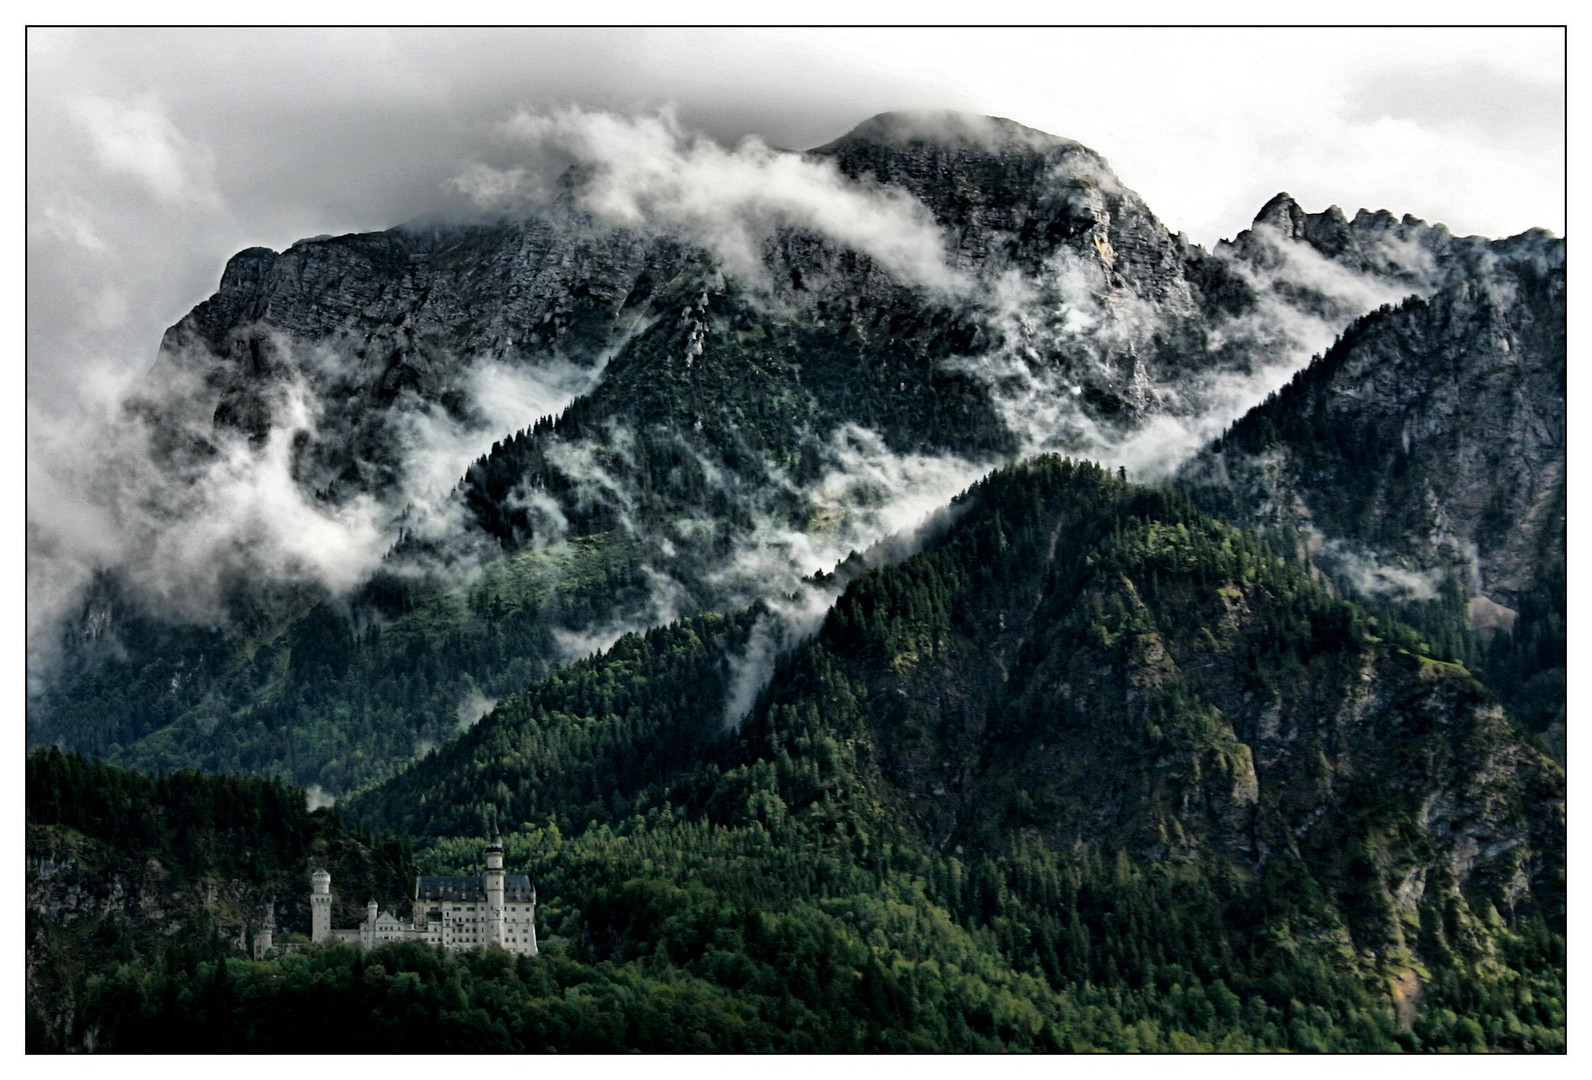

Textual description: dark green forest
[28,460,1565,1054]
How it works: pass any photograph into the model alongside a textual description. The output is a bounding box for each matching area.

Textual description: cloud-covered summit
[812,110,1081,155]
[452,107,969,295]
[28,99,1524,697]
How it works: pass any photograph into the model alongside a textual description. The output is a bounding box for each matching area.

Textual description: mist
[950,216,1427,485]
[455,689,499,733]
[457,107,967,295]
[1311,534,1446,604]
[25,325,610,687]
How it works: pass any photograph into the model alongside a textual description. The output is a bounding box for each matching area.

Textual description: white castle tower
[484,820,506,949]
[310,868,332,944]
[253,905,276,960]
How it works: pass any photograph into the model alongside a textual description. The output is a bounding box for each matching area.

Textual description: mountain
[1177,230,1566,753]
[30,112,1500,795]
[357,458,1564,929]
[32,461,1565,1052]
[24,109,1567,1054]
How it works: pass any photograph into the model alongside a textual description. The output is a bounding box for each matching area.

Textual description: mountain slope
[29,112,1542,795]
[358,458,1563,942]
[25,750,415,1051]
[1177,232,1565,750]
[740,461,1562,926]
[344,457,1563,1051]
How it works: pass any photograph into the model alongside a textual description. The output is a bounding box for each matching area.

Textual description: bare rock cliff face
[1177,234,1565,613]
[143,112,1468,524]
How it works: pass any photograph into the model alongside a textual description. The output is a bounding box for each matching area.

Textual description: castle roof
[415,874,533,902]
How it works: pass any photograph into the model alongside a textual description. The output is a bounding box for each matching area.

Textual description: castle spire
[310,868,333,944]
[484,813,506,948]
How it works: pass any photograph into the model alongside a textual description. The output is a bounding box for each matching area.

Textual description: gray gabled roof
[415,874,533,902]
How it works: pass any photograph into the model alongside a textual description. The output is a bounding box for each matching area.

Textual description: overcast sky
[27,26,1564,410]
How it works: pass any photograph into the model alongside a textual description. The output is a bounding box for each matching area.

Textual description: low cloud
[390,352,608,553]
[529,421,987,686]
[950,216,1428,483]
[711,426,988,728]
[550,564,691,662]
[455,689,497,732]
[454,106,969,296]
[1309,531,1445,603]
[28,369,387,654]
[723,583,838,728]
[25,320,612,690]
[703,424,989,613]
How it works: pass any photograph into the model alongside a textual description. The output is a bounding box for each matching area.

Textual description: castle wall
[407,898,537,954]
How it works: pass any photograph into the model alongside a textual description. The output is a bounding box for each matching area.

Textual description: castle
[277,827,538,958]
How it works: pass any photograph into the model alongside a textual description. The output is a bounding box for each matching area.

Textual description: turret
[310,868,332,944]
[360,897,380,950]
[485,819,505,948]
[254,906,276,960]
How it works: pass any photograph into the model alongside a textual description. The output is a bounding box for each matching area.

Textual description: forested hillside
[328,459,1569,1052]
[25,750,414,1051]
[28,460,1566,1053]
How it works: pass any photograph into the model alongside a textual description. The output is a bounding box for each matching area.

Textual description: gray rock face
[144,113,1464,522]
[816,111,1193,296]
[150,212,679,497]
[1178,233,1565,611]
[1224,191,1493,293]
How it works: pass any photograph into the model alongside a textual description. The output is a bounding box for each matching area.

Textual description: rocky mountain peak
[217,246,280,292]
[1248,192,1357,253]
[812,109,1117,194]
[814,110,1078,154]
[1252,191,1305,230]
[1221,190,1502,300]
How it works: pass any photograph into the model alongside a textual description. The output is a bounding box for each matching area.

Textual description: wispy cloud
[455,689,498,732]
[948,212,1428,483]
[68,93,221,209]
[1308,530,1445,603]
[24,320,613,688]
[454,107,969,295]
